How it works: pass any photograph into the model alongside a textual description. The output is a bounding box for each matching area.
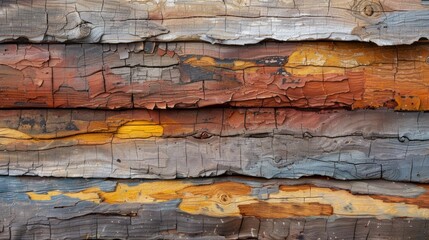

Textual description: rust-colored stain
[394,95,421,111]
[239,202,333,218]
[1,42,428,110]
[369,185,429,209]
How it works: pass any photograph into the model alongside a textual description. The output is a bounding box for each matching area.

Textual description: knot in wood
[363,5,374,16]
[217,192,231,204]
[352,0,382,19]
[426,56,429,64]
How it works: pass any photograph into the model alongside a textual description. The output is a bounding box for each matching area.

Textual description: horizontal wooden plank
[1,108,428,140]
[1,176,429,239]
[0,0,428,45]
[1,108,429,181]
[1,42,429,110]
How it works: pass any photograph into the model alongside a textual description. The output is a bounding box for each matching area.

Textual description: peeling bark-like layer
[1,42,429,110]
[1,176,429,239]
[1,108,429,181]
[0,0,429,45]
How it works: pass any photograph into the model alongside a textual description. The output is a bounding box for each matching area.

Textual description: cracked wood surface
[0,0,429,45]
[1,42,429,110]
[1,176,429,239]
[1,108,429,182]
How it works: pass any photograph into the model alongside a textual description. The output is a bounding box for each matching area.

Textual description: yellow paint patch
[27,190,62,201]
[115,121,163,139]
[284,43,375,76]
[27,188,101,203]
[0,128,32,139]
[64,187,103,203]
[184,56,216,67]
[232,60,257,70]
[100,181,191,204]
[63,133,114,144]
[184,57,258,73]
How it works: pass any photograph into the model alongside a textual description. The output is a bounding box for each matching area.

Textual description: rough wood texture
[1,42,429,110]
[3,1,429,240]
[1,108,429,182]
[1,0,429,45]
[1,176,429,239]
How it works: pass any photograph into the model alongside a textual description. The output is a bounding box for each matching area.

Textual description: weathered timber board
[1,108,429,181]
[0,0,429,45]
[1,42,429,110]
[1,176,429,239]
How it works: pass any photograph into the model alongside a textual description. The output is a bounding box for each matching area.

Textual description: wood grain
[0,0,428,45]
[1,42,429,110]
[1,108,429,181]
[3,1,429,239]
[2,176,429,239]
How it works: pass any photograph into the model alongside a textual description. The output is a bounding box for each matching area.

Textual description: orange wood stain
[369,185,429,209]
[239,202,333,218]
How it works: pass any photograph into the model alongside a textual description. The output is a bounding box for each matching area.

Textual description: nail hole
[116,159,121,163]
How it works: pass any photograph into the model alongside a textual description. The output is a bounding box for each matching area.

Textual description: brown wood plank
[0,0,428,45]
[0,42,429,110]
[1,176,429,239]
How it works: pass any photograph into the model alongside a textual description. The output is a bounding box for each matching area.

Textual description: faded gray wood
[3,134,428,181]
[1,109,429,181]
[0,0,428,45]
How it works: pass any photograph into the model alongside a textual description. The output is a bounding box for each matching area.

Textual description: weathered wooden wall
[2,0,429,239]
